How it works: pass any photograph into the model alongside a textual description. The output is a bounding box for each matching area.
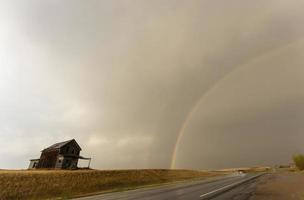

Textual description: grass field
[0,169,224,200]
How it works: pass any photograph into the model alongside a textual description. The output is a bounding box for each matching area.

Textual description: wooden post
[88,158,91,169]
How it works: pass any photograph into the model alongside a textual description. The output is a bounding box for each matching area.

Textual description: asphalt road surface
[74,173,264,200]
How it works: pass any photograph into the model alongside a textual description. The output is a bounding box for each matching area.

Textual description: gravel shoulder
[252,171,304,200]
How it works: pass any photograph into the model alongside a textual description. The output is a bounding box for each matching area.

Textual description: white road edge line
[199,178,248,198]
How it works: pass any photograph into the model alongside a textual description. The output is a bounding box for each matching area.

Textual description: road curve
[74,173,264,200]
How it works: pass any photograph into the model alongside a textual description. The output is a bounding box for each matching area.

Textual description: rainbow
[170,38,303,169]
[170,73,233,169]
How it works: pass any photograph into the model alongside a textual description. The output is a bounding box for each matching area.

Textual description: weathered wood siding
[60,141,81,156]
[55,155,64,169]
[37,150,59,168]
[34,139,82,169]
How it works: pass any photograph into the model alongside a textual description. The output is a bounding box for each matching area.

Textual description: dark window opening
[66,146,70,153]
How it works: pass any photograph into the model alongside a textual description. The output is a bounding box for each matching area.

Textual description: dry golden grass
[0,169,223,200]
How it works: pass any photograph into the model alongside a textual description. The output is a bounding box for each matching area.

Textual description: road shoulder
[252,172,304,200]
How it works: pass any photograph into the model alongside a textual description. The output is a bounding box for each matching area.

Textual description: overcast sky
[1,0,304,169]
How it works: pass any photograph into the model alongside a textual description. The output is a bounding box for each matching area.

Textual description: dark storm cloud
[1,0,304,169]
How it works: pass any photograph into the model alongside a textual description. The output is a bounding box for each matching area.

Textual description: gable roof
[42,139,82,152]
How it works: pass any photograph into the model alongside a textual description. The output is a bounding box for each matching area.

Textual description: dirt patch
[252,172,304,200]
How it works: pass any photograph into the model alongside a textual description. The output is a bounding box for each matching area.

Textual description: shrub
[293,154,304,170]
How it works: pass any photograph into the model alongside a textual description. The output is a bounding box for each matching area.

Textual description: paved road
[74,173,263,200]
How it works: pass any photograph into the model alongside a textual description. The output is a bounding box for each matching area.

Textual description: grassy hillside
[0,169,223,200]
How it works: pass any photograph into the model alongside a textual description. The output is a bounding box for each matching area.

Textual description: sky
[1,0,304,169]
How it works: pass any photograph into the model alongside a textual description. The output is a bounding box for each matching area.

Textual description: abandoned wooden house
[29,139,91,169]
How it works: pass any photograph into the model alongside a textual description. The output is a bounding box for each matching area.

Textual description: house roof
[42,139,82,152]
[30,159,40,161]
